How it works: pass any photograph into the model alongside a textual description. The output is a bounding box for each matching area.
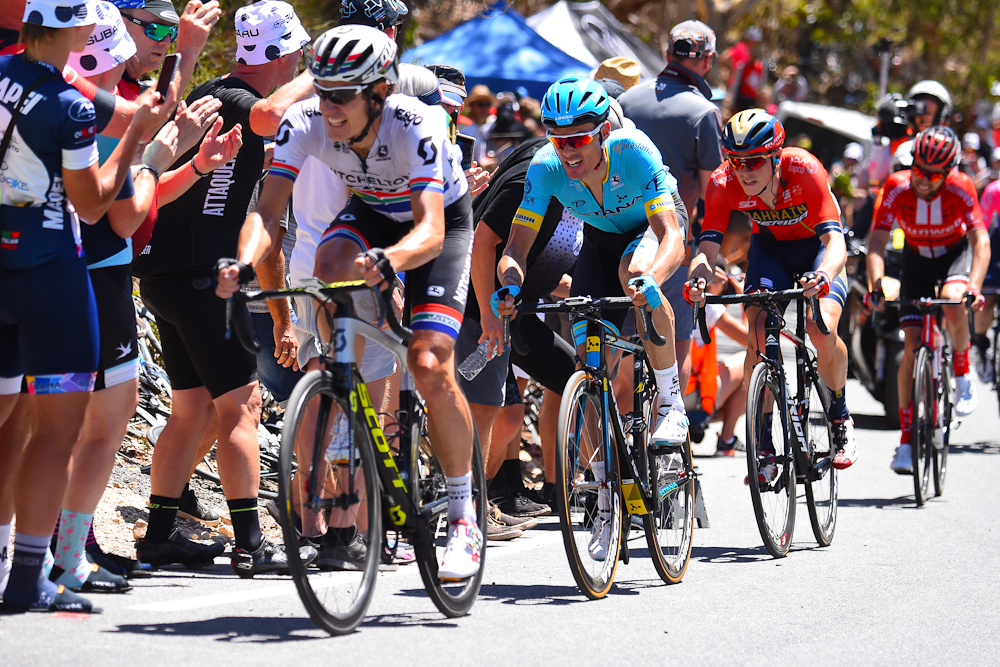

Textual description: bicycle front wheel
[409,415,487,618]
[643,436,694,584]
[933,354,953,497]
[804,374,837,547]
[556,370,621,599]
[278,370,382,636]
[745,363,796,558]
[911,348,935,506]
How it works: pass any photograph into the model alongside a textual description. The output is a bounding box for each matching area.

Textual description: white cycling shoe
[955,376,977,417]
[651,405,689,447]
[588,513,611,562]
[438,519,482,581]
[832,417,859,470]
[890,443,913,475]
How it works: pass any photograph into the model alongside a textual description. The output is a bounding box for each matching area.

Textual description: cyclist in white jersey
[217,26,482,580]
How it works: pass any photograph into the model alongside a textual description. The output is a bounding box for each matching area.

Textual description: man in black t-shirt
[132,0,316,577]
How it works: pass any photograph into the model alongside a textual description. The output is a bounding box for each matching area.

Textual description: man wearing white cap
[131,0,316,578]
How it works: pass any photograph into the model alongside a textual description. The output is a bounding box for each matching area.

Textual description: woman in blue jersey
[0,0,173,613]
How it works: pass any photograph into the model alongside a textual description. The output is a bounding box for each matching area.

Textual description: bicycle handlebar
[511,295,665,353]
[692,288,830,345]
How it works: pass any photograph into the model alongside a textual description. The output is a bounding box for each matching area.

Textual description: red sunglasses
[728,155,770,171]
[912,163,948,182]
[547,126,602,150]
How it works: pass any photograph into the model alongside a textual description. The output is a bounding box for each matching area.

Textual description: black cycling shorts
[899,239,972,328]
[745,233,848,311]
[90,264,140,391]
[509,312,576,395]
[140,272,258,399]
[319,193,474,340]
[0,258,98,393]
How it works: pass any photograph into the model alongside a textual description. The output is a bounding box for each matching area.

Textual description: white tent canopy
[526,0,664,81]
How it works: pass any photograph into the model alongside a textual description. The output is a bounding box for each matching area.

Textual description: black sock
[227,498,262,552]
[147,494,181,542]
[500,458,523,494]
[975,333,990,352]
[323,526,358,547]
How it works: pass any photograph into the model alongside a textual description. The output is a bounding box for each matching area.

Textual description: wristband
[191,160,211,178]
[137,164,160,183]
[491,285,521,318]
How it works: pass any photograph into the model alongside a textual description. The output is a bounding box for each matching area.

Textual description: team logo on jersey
[394,108,423,127]
[786,154,819,175]
[275,119,293,146]
[523,179,531,194]
[417,136,437,166]
[0,231,20,250]
[426,285,445,297]
[375,145,390,161]
[738,197,756,209]
[69,98,96,123]
[747,203,809,227]
[610,174,622,189]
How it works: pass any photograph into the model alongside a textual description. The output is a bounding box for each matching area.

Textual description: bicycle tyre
[278,369,382,635]
[643,436,694,584]
[804,374,837,547]
[933,353,953,497]
[410,417,487,618]
[745,363,796,558]
[556,370,621,599]
[911,348,935,506]
[993,320,1000,418]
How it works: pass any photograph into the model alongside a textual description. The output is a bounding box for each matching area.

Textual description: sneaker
[438,519,482,581]
[890,443,913,474]
[316,532,396,571]
[831,416,859,470]
[51,563,131,593]
[136,528,225,569]
[0,582,98,614]
[744,456,778,486]
[86,549,151,578]
[491,502,536,532]
[651,405,689,447]
[955,375,977,417]
[324,411,356,464]
[177,486,221,526]
[495,493,551,518]
[231,538,317,579]
[588,514,611,561]
[714,436,746,457]
[973,344,993,384]
[486,508,522,542]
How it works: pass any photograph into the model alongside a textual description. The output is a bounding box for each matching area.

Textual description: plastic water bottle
[458,341,495,381]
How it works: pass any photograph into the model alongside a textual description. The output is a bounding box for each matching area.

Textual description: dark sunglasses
[546,126,602,150]
[728,155,770,171]
[124,15,178,42]
[314,84,366,106]
[912,163,948,182]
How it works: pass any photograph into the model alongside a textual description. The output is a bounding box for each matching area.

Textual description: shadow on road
[836,496,918,509]
[109,616,325,642]
[691,545,773,564]
[948,441,1000,455]
[849,413,893,431]
[361,612,459,629]
[471,583,589,605]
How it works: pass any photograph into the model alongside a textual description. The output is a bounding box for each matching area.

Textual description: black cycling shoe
[50,563,132,593]
[495,492,552,518]
[317,532,397,572]
[0,583,99,614]
[87,547,152,578]
[231,538,317,579]
[177,485,221,525]
[136,528,225,569]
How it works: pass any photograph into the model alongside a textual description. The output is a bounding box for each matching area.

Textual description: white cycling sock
[0,523,10,596]
[591,460,606,484]
[653,363,682,412]
[445,472,476,524]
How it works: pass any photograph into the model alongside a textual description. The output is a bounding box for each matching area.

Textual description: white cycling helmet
[308,25,398,88]
[906,80,953,124]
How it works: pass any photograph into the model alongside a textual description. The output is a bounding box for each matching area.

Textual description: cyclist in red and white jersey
[686,109,858,471]
[866,126,990,474]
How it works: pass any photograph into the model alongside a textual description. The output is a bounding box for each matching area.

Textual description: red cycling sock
[954,347,970,376]
[899,404,912,444]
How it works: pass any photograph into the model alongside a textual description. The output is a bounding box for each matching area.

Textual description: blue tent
[402,2,591,99]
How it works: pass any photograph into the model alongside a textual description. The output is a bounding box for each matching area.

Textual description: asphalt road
[3,375,999,666]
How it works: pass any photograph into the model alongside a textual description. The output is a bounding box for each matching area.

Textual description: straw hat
[465,84,496,106]
[594,57,641,91]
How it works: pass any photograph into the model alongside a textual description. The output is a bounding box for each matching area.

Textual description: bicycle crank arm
[309,492,360,512]
[417,497,449,522]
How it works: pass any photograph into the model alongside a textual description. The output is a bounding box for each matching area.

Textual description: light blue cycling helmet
[540,77,610,128]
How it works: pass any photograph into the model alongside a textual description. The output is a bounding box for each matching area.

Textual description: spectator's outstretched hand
[174,96,223,155]
[194,118,244,173]
[143,120,180,173]
[177,1,222,56]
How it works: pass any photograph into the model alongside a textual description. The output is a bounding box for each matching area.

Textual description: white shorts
[293,295,397,383]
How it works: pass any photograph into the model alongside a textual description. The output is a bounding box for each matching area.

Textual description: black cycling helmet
[339,0,407,32]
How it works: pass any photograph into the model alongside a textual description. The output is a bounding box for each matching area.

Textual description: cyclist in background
[686,109,859,473]
[970,175,1000,382]
[0,0,173,612]
[865,126,989,474]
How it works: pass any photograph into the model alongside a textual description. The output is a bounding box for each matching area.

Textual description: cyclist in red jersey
[865,126,990,474]
[686,109,858,470]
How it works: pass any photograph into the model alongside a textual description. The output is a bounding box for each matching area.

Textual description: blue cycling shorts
[744,234,848,311]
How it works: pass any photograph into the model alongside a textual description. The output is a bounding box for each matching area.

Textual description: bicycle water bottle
[458,341,495,381]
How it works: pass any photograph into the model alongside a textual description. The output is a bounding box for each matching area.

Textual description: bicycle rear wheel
[911,348,935,506]
[804,374,837,546]
[556,370,621,599]
[278,370,382,635]
[409,412,487,618]
[643,436,694,584]
[745,363,796,558]
[933,355,953,497]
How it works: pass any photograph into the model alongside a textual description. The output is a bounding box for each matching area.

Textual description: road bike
[227,277,487,635]
[694,288,837,557]
[512,296,696,599]
[884,297,973,505]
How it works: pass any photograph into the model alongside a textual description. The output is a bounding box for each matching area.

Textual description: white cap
[67,3,135,76]
[235,0,310,66]
[963,132,980,150]
[843,142,863,162]
[993,146,1000,163]
[23,0,99,29]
